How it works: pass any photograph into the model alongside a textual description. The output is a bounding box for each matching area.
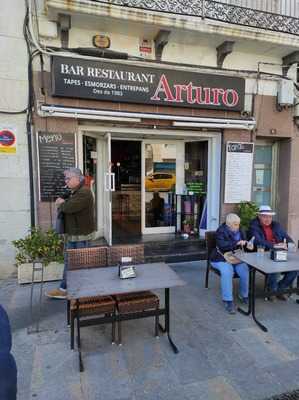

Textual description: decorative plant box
[18,262,64,284]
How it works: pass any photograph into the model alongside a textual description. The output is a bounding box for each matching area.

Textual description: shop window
[252,144,276,207]
[83,135,97,223]
[183,141,208,233]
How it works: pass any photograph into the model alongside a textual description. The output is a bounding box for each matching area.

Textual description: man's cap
[258,205,276,216]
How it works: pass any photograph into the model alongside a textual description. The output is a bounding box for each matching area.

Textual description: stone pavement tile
[264,359,299,395]
[183,376,242,400]
[225,363,285,400]
[22,383,84,400]
[204,340,256,376]
[80,347,134,400]
[262,319,299,357]
[15,339,79,400]
[30,341,78,395]
[78,324,119,354]
[250,299,299,323]
[231,327,297,368]
[8,282,33,309]
[0,263,17,280]
[13,329,35,400]
[164,342,218,385]
[122,339,183,400]
[133,386,188,400]
[176,319,256,375]
[203,304,253,332]
[3,262,299,400]
[0,278,17,305]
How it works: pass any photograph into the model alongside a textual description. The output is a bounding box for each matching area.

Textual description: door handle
[104,173,110,191]
[111,173,115,192]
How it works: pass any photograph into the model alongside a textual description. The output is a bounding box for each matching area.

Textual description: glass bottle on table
[246,236,255,251]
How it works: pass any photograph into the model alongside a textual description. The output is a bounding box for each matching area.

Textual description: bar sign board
[224,142,254,203]
[37,132,76,201]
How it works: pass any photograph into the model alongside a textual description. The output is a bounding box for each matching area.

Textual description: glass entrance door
[142,141,178,234]
[111,140,141,241]
[102,132,113,245]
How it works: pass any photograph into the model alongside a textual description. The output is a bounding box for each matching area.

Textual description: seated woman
[210,213,250,314]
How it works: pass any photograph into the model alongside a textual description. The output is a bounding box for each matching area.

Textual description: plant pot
[17,262,64,284]
[183,224,191,234]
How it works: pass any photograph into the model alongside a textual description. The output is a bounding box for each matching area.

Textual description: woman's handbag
[217,248,242,265]
[223,251,242,265]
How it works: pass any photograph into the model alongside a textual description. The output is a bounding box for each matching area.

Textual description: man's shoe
[265,295,277,302]
[276,293,288,301]
[224,301,236,314]
[46,288,67,300]
[238,295,249,305]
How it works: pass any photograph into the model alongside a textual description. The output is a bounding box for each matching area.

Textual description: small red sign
[0,130,16,146]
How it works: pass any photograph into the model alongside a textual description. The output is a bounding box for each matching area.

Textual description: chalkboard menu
[37,132,76,201]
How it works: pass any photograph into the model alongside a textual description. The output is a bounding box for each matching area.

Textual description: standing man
[46,167,95,299]
[248,205,297,300]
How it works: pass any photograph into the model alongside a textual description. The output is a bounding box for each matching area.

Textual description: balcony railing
[96,0,299,35]
[221,0,298,17]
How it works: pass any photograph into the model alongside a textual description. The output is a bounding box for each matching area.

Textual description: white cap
[258,205,276,216]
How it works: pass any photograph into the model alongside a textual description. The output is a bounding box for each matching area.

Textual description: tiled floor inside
[1,261,299,400]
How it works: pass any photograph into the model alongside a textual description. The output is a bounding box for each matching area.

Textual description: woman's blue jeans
[60,240,90,290]
[210,261,249,302]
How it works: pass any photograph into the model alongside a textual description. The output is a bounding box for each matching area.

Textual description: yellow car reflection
[145,173,176,192]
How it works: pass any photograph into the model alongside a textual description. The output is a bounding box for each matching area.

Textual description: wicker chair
[107,244,160,345]
[67,246,116,349]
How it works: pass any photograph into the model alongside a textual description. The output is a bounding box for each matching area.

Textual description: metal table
[67,262,186,372]
[237,252,299,332]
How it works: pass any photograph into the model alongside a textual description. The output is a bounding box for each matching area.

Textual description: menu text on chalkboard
[37,132,76,201]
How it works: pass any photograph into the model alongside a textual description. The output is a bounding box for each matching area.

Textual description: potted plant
[236,201,259,232]
[12,228,64,284]
[182,217,193,234]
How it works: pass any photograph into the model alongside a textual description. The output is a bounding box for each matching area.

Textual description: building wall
[1,0,298,265]
[0,0,30,266]
[286,136,299,243]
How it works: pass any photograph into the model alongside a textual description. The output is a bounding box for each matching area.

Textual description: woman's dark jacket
[248,217,293,250]
[210,223,246,262]
[59,184,95,236]
[0,305,17,400]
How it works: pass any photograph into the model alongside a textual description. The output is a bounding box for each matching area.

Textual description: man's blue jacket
[0,305,17,400]
[248,217,293,250]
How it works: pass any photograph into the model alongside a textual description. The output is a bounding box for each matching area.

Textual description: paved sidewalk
[1,261,299,400]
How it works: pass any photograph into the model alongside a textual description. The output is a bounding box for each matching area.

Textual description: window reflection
[145,143,176,228]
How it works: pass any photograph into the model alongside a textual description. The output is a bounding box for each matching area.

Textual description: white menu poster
[224,142,254,203]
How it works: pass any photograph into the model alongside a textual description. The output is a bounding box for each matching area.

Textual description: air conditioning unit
[277,79,294,106]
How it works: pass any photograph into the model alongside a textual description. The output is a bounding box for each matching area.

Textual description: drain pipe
[26,115,36,227]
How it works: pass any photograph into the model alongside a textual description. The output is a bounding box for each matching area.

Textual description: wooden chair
[107,244,160,345]
[67,246,116,349]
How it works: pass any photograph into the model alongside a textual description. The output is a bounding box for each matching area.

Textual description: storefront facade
[34,54,258,244]
[2,0,299,263]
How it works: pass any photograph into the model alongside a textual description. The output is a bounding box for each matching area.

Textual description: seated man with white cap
[248,205,297,300]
